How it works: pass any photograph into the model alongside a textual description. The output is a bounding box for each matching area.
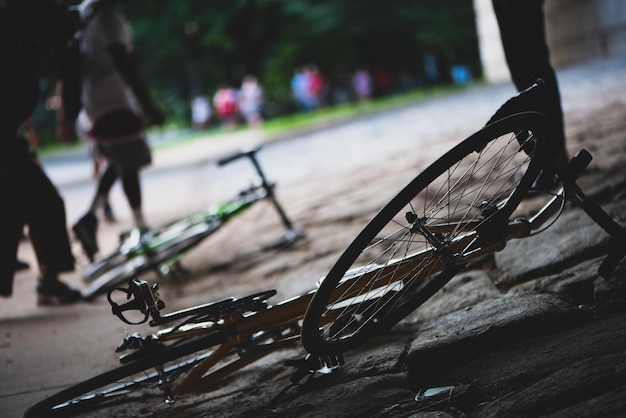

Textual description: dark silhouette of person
[492,0,569,172]
[0,0,82,305]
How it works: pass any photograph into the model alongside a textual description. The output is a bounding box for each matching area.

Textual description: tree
[84,0,480,122]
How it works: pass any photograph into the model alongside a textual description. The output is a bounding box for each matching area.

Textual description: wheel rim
[304,113,547,353]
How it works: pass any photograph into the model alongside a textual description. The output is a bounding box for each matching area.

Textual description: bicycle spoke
[302,112,546,354]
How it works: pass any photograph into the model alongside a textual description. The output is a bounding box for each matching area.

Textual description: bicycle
[300,80,626,355]
[80,145,305,300]
[24,278,339,417]
[24,81,626,417]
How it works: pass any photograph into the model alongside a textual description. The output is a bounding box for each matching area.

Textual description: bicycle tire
[82,220,186,283]
[301,112,549,355]
[24,331,226,418]
[82,221,219,300]
[82,248,126,282]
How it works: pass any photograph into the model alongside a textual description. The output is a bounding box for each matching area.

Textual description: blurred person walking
[69,0,165,262]
[238,75,264,128]
[191,95,211,130]
[213,83,239,129]
[305,65,325,110]
[76,111,117,222]
[291,67,312,111]
[352,68,373,102]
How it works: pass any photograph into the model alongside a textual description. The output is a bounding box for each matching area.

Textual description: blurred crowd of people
[289,65,399,112]
[290,65,325,111]
[191,75,264,131]
[194,65,413,133]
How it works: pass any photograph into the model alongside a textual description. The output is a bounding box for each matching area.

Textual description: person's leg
[21,157,80,304]
[108,138,151,228]
[0,193,24,297]
[93,144,117,222]
[15,259,30,271]
[492,0,568,168]
[73,163,117,261]
[120,168,146,226]
[93,163,118,212]
[103,200,117,222]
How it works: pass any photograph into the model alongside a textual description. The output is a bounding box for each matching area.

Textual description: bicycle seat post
[246,150,300,233]
[246,150,273,196]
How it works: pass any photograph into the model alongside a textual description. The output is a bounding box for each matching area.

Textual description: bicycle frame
[142,184,268,275]
[105,126,625,402]
[108,279,316,395]
[166,294,311,394]
[326,151,626,309]
[104,271,360,399]
[81,146,305,297]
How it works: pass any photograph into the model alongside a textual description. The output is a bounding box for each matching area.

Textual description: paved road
[44,56,625,226]
[2,56,625,417]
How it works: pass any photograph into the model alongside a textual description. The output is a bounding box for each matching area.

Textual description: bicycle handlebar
[215,145,301,234]
[216,145,274,197]
[217,145,262,166]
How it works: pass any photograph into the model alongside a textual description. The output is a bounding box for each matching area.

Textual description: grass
[38,82,474,157]
[261,83,468,135]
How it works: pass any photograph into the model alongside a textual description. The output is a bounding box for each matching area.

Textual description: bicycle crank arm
[558,150,626,278]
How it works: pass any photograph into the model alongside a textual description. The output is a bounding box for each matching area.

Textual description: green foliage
[29,0,479,144]
[118,0,479,123]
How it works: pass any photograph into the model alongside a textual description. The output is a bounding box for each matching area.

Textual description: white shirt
[79,0,140,122]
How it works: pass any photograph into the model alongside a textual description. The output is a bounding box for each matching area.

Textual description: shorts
[82,109,152,172]
[99,138,152,173]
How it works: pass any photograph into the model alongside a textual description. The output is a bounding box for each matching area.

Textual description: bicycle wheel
[82,221,219,300]
[24,331,226,418]
[81,247,128,282]
[301,112,548,355]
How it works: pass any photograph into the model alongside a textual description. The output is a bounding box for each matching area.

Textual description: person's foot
[73,212,99,262]
[37,280,82,306]
[103,202,116,223]
[15,259,30,271]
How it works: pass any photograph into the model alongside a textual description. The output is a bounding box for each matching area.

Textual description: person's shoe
[73,212,99,262]
[15,259,30,271]
[103,202,116,223]
[37,280,82,306]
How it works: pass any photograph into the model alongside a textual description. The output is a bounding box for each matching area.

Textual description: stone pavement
[2,57,626,417]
